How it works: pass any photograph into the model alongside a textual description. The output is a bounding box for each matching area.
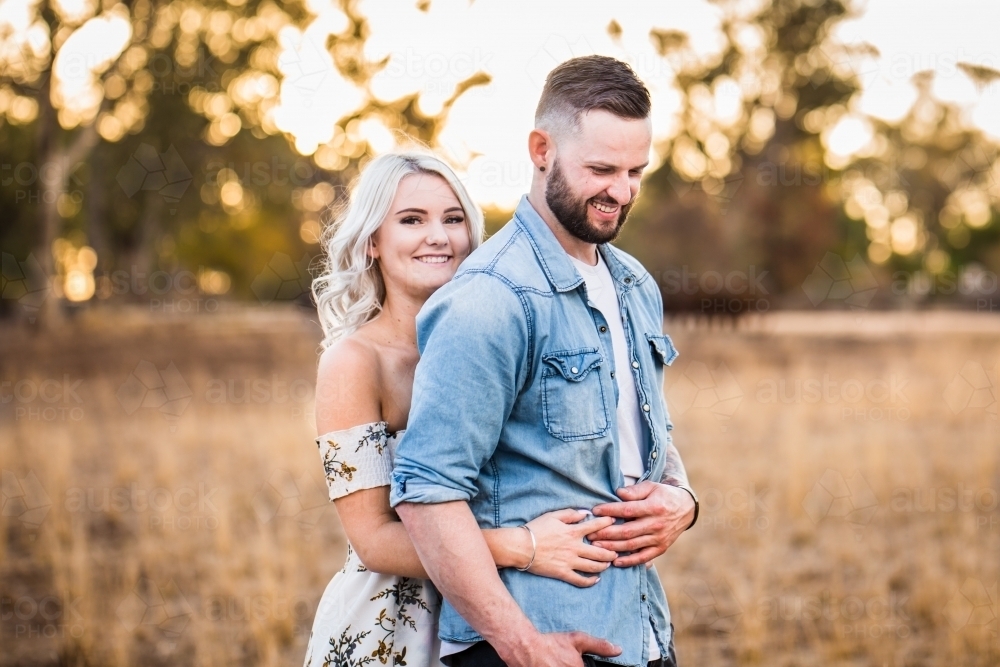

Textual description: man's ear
[528,128,553,172]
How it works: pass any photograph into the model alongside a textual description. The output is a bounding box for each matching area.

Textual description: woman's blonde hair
[312,152,485,349]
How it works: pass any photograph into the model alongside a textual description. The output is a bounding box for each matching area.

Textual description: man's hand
[588,481,695,567]
[499,631,621,667]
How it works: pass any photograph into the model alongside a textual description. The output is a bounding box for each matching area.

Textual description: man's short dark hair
[535,55,651,135]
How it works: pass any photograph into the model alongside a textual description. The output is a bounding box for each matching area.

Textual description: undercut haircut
[535,55,651,136]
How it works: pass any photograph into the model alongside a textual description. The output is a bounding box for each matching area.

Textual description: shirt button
[651,451,657,459]
[642,404,650,412]
[631,361,639,368]
[625,277,632,284]
[571,367,578,374]
[610,371,615,378]
[641,594,647,601]
[600,326,607,333]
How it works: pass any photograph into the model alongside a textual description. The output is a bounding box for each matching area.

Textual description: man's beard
[545,159,632,244]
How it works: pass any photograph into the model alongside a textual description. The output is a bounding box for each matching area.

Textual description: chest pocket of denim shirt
[540,348,610,441]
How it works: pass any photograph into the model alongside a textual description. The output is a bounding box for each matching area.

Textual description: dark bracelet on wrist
[670,483,699,530]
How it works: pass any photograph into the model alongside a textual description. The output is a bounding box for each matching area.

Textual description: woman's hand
[522,509,618,587]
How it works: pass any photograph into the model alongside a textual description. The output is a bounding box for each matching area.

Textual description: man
[390,55,697,667]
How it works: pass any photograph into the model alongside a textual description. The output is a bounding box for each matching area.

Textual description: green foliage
[617,0,1000,310]
[2,0,998,318]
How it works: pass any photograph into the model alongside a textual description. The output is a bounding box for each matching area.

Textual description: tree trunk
[84,147,110,269]
[32,72,100,329]
[122,191,164,302]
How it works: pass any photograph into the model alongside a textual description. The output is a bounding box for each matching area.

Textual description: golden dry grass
[1,307,998,666]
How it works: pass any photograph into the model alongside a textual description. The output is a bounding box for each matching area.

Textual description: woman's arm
[335,487,617,584]
[316,337,617,582]
[333,487,429,578]
[334,487,523,579]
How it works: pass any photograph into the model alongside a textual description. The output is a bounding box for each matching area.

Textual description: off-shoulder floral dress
[303,422,444,667]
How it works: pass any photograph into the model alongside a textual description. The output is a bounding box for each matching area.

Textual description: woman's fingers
[574,515,615,536]
[572,557,610,574]
[560,572,601,587]
[579,544,617,562]
[546,508,588,524]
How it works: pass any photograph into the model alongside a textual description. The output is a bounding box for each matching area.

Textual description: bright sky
[284,0,1000,209]
[836,0,1000,142]
[11,0,998,206]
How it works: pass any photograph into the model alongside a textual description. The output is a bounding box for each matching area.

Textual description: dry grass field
[1,306,998,666]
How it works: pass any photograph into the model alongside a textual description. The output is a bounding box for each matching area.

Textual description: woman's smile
[413,254,453,265]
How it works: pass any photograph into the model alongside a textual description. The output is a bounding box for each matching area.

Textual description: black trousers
[441,629,678,667]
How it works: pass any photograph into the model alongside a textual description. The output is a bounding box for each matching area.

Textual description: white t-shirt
[569,249,660,661]
[567,251,646,485]
[440,249,660,661]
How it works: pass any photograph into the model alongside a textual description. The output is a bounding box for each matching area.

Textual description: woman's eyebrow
[395,206,465,214]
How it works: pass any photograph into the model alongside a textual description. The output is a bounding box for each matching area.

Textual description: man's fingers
[587,517,656,542]
[591,534,659,554]
[591,499,649,519]
[612,545,665,568]
[570,632,622,657]
[615,480,656,500]
[579,544,618,562]
[575,515,615,536]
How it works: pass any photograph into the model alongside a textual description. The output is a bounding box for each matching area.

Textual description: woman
[304,152,618,667]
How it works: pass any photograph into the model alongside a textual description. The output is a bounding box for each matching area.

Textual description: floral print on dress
[322,626,374,667]
[357,422,389,456]
[305,422,443,667]
[369,578,433,664]
[319,422,389,483]
[339,545,368,574]
[316,422,395,502]
[322,437,359,483]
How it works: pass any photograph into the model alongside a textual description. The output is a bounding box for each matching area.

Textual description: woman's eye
[400,216,420,225]
[445,216,465,225]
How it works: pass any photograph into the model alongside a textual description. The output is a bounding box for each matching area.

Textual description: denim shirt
[390,195,680,667]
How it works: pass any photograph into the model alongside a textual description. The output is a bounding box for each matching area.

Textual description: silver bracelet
[516,524,536,572]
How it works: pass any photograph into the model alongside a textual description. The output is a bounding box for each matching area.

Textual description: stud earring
[539,166,546,172]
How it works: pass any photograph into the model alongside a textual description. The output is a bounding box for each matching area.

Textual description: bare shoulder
[315,334,383,435]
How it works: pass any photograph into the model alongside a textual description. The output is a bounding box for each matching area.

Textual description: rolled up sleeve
[390,272,529,507]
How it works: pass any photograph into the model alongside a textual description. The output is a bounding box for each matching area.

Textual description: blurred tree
[847,74,1000,302]
[1,0,488,323]
[6,0,996,321]
[618,0,1000,311]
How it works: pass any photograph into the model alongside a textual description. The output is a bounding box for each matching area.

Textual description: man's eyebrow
[585,161,650,170]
